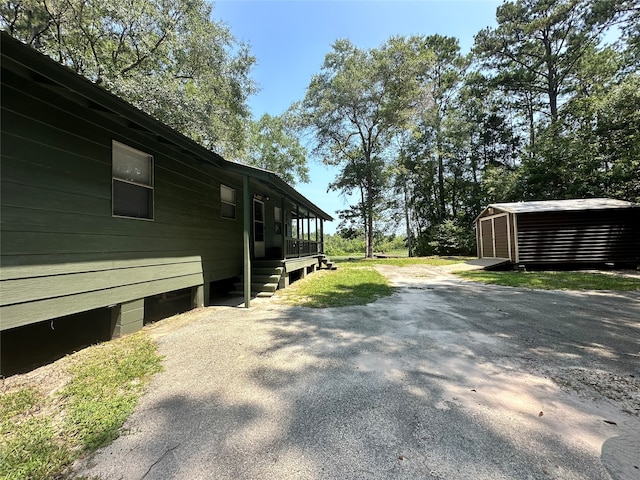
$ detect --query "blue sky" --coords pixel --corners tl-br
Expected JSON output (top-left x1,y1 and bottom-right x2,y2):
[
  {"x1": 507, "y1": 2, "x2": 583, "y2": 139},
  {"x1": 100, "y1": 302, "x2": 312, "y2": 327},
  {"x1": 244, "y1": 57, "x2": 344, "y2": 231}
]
[{"x1": 212, "y1": 0, "x2": 502, "y2": 233}]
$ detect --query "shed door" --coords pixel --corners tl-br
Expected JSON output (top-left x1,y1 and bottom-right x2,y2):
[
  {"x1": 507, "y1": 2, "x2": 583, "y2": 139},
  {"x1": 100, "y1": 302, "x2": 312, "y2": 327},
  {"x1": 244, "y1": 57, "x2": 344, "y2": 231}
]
[
  {"x1": 494, "y1": 215, "x2": 510, "y2": 258},
  {"x1": 479, "y1": 214, "x2": 511, "y2": 260},
  {"x1": 480, "y1": 218, "x2": 495, "y2": 257}
]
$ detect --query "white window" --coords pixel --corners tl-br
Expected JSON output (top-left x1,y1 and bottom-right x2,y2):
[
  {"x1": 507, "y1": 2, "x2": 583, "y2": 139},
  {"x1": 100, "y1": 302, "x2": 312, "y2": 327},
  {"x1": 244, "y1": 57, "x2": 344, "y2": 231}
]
[
  {"x1": 112, "y1": 141, "x2": 153, "y2": 219},
  {"x1": 221, "y1": 185, "x2": 236, "y2": 219}
]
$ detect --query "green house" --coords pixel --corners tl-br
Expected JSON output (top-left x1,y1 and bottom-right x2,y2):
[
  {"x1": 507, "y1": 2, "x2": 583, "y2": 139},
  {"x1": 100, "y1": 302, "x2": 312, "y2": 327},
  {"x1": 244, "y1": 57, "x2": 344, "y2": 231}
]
[{"x1": 0, "y1": 32, "x2": 333, "y2": 340}]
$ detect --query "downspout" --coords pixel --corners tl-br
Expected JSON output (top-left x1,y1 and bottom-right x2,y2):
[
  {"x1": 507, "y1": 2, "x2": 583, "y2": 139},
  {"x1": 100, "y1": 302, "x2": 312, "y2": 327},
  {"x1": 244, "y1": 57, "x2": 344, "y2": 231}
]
[{"x1": 243, "y1": 175, "x2": 251, "y2": 308}]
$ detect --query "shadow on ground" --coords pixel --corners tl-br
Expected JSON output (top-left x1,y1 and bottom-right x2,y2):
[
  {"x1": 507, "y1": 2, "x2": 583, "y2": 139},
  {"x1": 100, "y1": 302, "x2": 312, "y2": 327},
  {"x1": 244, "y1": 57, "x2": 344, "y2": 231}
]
[{"x1": 75, "y1": 269, "x2": 640, "y2": 480}]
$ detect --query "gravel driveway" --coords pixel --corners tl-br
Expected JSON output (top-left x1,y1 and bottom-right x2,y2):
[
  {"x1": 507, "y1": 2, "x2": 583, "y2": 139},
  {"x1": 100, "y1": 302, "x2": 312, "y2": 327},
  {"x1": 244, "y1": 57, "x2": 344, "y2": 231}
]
[{"x1": 75, "y1": 265, "x2": 640, "y2": 480}]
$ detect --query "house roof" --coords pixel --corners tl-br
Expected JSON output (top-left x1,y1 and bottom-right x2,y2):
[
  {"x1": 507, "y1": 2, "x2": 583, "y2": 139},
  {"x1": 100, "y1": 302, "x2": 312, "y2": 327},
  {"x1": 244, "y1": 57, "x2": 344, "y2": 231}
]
[
  {"x1": 1, "y1": 32, "x2": 333, "y2": 221},
  {"x1": 478, "y1": 198, "x2": 639, "y2": 220}
]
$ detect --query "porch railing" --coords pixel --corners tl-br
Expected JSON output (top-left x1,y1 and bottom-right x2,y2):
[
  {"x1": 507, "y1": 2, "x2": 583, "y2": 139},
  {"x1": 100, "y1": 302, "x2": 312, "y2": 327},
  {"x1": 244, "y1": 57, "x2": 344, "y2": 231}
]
[{"x1": 285, "y1": 238, "x2": 322, "y2": 258}]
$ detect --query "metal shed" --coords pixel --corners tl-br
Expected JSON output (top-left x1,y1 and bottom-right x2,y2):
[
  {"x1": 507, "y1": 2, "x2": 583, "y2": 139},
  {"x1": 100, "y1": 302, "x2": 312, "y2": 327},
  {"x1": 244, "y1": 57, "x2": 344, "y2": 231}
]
[{"x1": 475, "y1": 198, "x2": 640, "y2": 266}]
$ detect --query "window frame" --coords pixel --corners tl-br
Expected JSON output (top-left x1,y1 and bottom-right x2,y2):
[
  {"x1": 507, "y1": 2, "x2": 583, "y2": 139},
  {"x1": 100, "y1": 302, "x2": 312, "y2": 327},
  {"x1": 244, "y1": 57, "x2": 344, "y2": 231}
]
[
  {"x1": 112, "y1": 140, "x2": 154, "y2": 221},
  {"x1": 220, "y1": 184, "x2": 236, "y2": 220}
]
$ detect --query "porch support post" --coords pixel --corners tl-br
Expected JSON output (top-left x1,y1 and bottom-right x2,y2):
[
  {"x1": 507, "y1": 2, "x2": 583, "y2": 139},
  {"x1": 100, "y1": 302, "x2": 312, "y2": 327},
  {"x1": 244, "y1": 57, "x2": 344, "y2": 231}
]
[
  {"x1": 281, "y1": 198, "x2": 286, "y2": 259},
  {"x1": 296, "y1": 205, "x2": 301, "y2": 257},
  {"x1": 243, "y1": 175, "x2": 251, "y2": 308},
  {"x1": 320, "y1": 219, "x2": 324, "y2": 254}
]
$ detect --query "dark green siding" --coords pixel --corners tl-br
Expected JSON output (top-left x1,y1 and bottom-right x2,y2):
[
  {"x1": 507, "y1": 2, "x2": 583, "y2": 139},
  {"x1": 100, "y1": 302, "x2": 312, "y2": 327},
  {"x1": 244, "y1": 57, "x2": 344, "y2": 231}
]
[{"x1": 1, "y1": 66, "x2": 244, "y2": 330}]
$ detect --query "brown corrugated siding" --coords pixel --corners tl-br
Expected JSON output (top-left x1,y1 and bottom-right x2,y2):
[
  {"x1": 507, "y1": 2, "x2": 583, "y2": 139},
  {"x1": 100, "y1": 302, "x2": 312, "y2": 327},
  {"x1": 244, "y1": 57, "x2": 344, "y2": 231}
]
[{"x1": 516, "y1": 209, "x2": 640, "y2": 264}]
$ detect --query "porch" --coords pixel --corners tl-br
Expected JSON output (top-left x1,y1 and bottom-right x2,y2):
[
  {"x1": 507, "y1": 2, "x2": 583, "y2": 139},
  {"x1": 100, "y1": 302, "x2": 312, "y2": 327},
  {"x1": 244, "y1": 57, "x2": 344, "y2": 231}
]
[
  {"x1": 238, "y1": 191, "x2": 335, "y2": 301},
  {"x1": 234, "y1": 254, "x2": 336, "y2": 298}
]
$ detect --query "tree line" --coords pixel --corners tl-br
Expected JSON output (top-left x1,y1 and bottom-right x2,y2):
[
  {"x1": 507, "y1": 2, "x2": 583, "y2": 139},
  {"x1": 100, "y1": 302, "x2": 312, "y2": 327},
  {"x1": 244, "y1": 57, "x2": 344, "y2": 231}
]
[
  {"x1": 3, "y1": 0, "x2": 638, "y2": 257},
  {"x1": 296, "y1": 0, "x2": 639, "y2": 256}
]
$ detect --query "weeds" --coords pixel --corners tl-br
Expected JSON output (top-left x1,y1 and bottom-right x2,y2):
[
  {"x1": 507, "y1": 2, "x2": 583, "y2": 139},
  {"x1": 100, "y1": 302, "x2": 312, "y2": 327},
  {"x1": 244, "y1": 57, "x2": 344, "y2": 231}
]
[{"x1": 0, "y1": 332, "x2": 162, "y2": 479}]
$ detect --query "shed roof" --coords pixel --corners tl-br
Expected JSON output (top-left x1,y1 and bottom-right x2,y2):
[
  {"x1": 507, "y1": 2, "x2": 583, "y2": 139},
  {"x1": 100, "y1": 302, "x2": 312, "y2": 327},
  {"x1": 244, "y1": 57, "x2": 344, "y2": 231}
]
[{"x1": 486, "y1": 198, "x2": 638, "y2": 215}]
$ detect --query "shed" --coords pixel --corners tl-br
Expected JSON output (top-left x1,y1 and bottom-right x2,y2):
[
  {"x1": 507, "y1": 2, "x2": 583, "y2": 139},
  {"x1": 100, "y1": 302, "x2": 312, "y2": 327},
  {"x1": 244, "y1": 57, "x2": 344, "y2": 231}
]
[
  {"x1": 0, "y1": 32, "x2": 333, "y2": 341},
  {"x1": 475, "y1": 198, "x2": 640, "y2": 266}
]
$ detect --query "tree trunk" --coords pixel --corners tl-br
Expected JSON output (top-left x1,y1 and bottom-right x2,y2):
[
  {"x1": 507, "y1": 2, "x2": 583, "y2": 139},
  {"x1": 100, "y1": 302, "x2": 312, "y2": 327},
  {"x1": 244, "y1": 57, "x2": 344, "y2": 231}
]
[
  {"x1": 437, "y1": 134, "x2": 446, "y2": 220},
  {"x1": 365, "y1": 169, "x2": 374, "y2": 258},
  {"x1": 543, "y1": 31, "x2": 559, "y2": 122},
  {"x1": 403, "y1": 182, "x2": 413, "y2": 257},
  {"x1": 367, "y1": 208, "x2": 374, "y2": 258},
  {"x1": 527, "y1": 93, "x2": 536, "y2": 159}
]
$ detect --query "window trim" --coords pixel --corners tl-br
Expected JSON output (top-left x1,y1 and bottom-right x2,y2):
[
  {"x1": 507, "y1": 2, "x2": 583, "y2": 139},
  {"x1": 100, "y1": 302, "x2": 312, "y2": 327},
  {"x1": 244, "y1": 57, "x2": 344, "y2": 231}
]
[
  {"x1": 220, "y1": 184, "x2": 236, "y2": 220},
  {"x1": 112, "y1": 140, "x2": 154, "y2": 221}
]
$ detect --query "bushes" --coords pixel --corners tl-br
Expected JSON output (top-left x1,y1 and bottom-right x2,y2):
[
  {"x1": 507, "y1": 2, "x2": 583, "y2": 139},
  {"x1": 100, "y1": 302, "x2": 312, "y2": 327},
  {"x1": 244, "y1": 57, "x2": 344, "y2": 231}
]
[
  {"x1": 324, "y1": 234, "x2": 366, "y2": 256},
  {"x1": 414, "y1": 220, "x2": 475, "y2": 256},
  {"x1": 324, "y1": 233, "x2": 408, "y2": 256},
  {"x1": 325, "y1": 224, "x2": 475, "y2": 258}
]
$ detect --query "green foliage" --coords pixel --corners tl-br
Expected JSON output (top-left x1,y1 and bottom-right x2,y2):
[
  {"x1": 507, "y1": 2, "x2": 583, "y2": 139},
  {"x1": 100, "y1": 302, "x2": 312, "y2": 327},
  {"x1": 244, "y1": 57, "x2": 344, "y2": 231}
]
[
  {"x1": 415, "y1": 220, "x2": 475, "y2": 256},
  {"x1": 0, "y1": 333, "x2": 162, "y2": 479},
  {"x1": 243, "y1": 113, "x2": 309, "y2": 184},
  {"x1": 376, "y1": 235, "x2": 408, "y2": 254},
  {"x1": 457, "y1": 270, "x2": 640, "y2": 291},
  {"x1": 1, "y1": 0, "x2": 256, "y2": 158},
  {"x1": 277, "y1": 266, "x2": 393, "y2": 308},
  {"x1": 324, "y1": 233, "x2": 365, "y2": 256},
  {"x1": 324, "y1": 233, "x2": 406, "y2": 256},
  {"x1": 299, "y1": 37, "x2": 429, "y2": 257}
]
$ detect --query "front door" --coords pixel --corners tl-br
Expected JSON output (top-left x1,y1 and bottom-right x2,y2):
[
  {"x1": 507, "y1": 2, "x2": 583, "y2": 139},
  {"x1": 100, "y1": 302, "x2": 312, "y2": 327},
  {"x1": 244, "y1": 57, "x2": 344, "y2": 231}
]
[{"x1": 253, "y1": 199, "x2": 265, "y2": 258}]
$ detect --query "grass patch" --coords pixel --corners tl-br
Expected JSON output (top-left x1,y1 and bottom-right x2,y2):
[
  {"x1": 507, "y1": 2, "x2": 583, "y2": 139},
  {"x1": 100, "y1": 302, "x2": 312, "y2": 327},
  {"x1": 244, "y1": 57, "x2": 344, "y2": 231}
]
[
  {"x1": 456, "y1": 270, "x2": 640, "y2": 291},
  {"x1": 277, "y1": 256, "x2": 475, "y2": 307},
  {"x1": 278, "y1": 267, "x2": 394, "y2": 307},
  {"x1": 0, "y1": 388, "x2": 70, "y2": 480},
  {"x1": 336, "y1": 256, "x2": 474, "y2": 268},
  {"x1": 0, "y1": 332, "x2": 162, "y2": 479}
]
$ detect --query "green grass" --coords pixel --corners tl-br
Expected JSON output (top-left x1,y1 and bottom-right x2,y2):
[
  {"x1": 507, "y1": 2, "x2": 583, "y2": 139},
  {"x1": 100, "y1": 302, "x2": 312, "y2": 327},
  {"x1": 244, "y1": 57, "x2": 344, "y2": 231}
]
[
  {"x1": 0, "y1": 388, "x2": 70, "y2": 480},
  {"x1": 456, "y1": 270, "x2": 640, "y2": 291},
  {"x1": 277, "y1": 256, "x2": 478, "y2": 307},
  {"x1": 278, "y1": 266, "x2": 394, "y2": 307},
  {"x1": 0, "y1": 332, "x2": 163, "y2": 479}
]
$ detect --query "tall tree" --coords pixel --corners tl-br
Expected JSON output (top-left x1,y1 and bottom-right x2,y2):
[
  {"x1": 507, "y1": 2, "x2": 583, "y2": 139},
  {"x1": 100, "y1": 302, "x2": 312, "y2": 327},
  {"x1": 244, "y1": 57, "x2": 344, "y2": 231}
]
[
  {"x1": 474, "y1": 0, "x2": 634, "y2": 200},
  {"x1": 243, "y1": 113, "x2": 309, "y2": 185},
  {"x1": 1, "y1": 0, "x2": 256, "y2": 157},
  {"x1": 408, "y1": 35, "x2": 468, "y2": 222},
  {"x1": 474, "y1": 0, "x2": 620, "y2": 124},
  {"x1": 299, "y1": 38, "x2": 422, "y2": 257}
]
